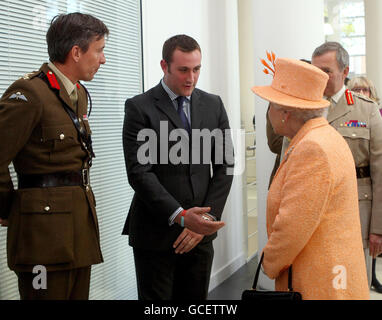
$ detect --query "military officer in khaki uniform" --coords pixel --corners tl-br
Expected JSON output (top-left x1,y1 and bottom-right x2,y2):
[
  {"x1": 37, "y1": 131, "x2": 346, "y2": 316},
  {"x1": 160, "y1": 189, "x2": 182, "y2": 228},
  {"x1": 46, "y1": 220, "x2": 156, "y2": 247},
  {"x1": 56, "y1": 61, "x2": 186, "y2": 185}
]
[
  {"x1": 0, "y1": 13, "x2": 109, "y2": 299},
  {"x1": 311, "y1": 42, "x2": 382, "y2": 286}
]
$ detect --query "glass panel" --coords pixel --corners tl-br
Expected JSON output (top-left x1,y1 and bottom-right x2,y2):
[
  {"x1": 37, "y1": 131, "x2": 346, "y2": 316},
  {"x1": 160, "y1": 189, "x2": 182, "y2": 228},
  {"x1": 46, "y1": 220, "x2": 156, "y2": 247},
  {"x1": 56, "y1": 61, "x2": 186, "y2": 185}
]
[{"x1": 325, "y1": 0, "x2": 365, "y2": 77}]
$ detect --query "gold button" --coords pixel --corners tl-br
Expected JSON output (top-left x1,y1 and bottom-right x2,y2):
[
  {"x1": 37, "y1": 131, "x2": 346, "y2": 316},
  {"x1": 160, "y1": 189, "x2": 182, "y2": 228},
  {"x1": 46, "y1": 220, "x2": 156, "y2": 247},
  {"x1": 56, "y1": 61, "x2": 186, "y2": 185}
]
[
  {"x1": 86, "y1": 186, "x2": 90, "y2": 192},
  {"x1": 352, "y1": 133, "x2": 356, "y2": 137},
  {"x1": 44, "y1": 206, "x2": 50, "y2": 212},
  {"x1": 59, "y1": 134, "x2": 65, "y2": 140}
]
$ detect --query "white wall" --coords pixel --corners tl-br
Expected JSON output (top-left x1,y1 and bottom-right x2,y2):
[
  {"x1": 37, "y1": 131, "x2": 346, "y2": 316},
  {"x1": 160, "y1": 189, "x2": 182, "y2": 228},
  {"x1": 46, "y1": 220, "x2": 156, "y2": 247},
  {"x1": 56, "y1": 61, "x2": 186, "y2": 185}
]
[
  {"x1": 141, "y1": 0, "x2": 245, "y2": 291},
  {"x1": 365, "y1": 0, "x2": 382, "y2": 100},
  {"x1": 252, "y1": 0, "x2": 325, "y2": 289}
]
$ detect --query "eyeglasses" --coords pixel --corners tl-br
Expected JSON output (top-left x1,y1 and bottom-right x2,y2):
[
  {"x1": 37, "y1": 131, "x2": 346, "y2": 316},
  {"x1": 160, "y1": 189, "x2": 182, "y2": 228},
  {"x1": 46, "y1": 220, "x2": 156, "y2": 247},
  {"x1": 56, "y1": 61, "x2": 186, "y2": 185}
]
[{"x1": 352, "y1": 87, "x2": 370, "y2": 94}]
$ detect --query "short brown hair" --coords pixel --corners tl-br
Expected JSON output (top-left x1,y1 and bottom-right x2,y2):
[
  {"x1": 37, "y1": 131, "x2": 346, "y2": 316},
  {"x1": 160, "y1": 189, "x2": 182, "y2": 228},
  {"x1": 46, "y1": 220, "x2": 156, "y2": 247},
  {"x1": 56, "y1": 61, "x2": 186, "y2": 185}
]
[
  {"x1": 47, "y1": 12, "x2": 109, "y2": 63},
  {"x1": 162, "y1": 34, "x2": 201, "y2": 64}
]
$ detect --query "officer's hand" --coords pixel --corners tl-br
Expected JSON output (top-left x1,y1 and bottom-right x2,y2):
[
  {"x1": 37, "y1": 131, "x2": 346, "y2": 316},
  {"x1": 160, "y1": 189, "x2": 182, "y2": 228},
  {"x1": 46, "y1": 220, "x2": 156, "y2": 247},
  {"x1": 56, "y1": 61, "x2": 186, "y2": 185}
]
[
  {"x1": 173, "y1": 228, "x2": 204, "y2": 254},
  {"x1": 175, "y1": 207, "x2": 225, "y2": 235},
  {"x1": 0, "y1": 218, "x2": 8, "y2": 227},
  {"x1": 369, "y1": 234, "x2": 382, "y2": 258}
]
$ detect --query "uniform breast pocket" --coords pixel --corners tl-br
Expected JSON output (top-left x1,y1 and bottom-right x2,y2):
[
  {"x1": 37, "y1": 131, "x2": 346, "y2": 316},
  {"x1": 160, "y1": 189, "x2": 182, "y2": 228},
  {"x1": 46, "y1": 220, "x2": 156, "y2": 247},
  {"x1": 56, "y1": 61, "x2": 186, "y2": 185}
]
[
  {"x1": 15, "y1": 188, "x2": 75, "y2": 266},
  {"x1": 42, "y1": 124, "x2": 79, "y2": 160},
  {"x1": 337, "y1": 126, "x2": 370, "y2": 165}
]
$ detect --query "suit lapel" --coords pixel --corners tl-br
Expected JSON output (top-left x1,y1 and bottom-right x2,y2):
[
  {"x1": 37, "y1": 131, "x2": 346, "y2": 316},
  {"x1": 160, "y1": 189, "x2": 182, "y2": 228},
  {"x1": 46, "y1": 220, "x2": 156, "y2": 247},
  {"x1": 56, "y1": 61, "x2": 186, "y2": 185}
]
[
  {"x1": 153, "y1": 83, "x2": 185, "y2": 130},
  {"x1": 327, "y1": 93, "x2": 351, "y2": 124},
  {"x1": 58, "y1": 86, "x2": 76, "y2": 112},
  {"x1": 190, "y1": 89, "x2": 202, "y2": 130}
]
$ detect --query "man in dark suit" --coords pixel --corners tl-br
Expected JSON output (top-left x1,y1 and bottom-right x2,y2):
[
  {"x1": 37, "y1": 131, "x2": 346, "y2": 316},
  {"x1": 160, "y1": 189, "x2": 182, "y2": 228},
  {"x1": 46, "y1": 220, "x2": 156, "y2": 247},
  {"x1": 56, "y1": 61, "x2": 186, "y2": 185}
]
[{"x1": 122, "y1": 34, "x2": 234, "y2": 300}]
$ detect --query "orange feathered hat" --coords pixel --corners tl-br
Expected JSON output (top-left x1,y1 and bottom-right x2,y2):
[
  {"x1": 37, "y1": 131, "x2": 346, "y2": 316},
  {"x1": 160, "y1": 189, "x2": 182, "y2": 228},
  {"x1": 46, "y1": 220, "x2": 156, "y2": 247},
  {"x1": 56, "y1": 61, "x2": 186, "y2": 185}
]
[{"x1": 252, "y1": 56, "x2": 330, "y2": 109}]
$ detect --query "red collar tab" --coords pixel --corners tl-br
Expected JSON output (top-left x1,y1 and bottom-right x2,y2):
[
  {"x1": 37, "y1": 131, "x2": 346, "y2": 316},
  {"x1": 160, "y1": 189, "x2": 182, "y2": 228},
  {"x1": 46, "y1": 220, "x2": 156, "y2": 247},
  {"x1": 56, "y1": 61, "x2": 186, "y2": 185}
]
[
  {"x1": 76, "y1": 83, "x2": 80, "y2": 89},
  {"x1": 345, "y1": 89, "x2": 354, "y2": 105},
  {"x1": 46, "y1": 71, "x2": 60, "y2": 90}
]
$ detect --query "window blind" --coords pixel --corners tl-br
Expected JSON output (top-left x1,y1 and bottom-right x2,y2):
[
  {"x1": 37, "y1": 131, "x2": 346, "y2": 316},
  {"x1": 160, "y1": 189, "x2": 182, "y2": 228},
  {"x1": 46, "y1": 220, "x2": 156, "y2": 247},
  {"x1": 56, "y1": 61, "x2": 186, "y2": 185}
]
[{"x1": 0, "y1": 0, "x2": 142, "y2": 300}]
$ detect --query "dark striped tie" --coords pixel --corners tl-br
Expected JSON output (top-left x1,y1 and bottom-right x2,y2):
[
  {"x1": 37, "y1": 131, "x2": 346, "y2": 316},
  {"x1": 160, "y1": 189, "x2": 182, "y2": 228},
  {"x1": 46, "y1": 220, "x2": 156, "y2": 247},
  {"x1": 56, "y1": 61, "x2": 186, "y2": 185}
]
[{"x1": 176, "y1": 96, "x2": 191, "y2": 134}]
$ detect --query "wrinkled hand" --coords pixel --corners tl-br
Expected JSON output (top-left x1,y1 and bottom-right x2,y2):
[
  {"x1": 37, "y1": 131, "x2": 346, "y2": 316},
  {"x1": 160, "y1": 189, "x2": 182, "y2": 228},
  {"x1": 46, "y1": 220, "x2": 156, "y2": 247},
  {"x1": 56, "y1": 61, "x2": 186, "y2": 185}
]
[
  {"x1": 0, "y1": 218, "x2": 8, "y2": 227},
  {"x1": 369, "y1": 234, "x2": 382, "y2": 258},
  {"x1": 173, "y1": 228, "x2": 204, "y2": 254},
  {"x1": 175, "y1": 207, "x2": 225, "y2": 235}
]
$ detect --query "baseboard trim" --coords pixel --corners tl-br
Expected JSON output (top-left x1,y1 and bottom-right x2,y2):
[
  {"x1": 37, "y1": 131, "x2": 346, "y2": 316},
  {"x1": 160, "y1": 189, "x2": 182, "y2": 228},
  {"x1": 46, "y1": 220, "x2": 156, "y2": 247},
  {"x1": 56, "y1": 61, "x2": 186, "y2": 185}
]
[
  {"x1": 208, "y1": 252, "x2": 247, "y2": 292},
  {"x1": 246, "y1": 251, "x2": 258, "y2": 263}
]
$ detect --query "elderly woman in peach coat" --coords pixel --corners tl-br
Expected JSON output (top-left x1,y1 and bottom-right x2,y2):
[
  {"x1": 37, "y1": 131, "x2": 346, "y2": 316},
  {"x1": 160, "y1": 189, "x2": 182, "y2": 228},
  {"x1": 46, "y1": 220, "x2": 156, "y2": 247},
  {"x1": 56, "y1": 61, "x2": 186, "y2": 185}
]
[{"x1": 252, "y1": 57, "x2": 369, "y2": 300}]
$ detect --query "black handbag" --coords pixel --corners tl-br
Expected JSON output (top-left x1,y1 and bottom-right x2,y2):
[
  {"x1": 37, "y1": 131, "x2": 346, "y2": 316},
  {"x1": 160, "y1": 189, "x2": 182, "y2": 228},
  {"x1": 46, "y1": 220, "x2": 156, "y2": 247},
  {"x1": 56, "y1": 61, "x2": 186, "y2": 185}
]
[{"x1": 241, "y1": 253, "x2": 302, "y2": 300}]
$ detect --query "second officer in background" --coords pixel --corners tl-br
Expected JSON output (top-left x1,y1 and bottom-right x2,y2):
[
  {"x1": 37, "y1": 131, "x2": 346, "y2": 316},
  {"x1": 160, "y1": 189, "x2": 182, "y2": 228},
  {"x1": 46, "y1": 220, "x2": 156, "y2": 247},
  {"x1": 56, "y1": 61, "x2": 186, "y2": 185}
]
[{"x1": 312, "y1": 42, "x2": 382, "y2": 287}]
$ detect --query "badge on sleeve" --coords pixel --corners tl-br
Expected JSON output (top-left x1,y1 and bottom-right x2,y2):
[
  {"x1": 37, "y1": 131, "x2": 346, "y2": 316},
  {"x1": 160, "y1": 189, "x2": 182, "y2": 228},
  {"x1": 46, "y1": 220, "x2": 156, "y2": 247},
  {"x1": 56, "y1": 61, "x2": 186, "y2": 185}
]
[{"x1": 9, "y1": 92, "x2": 28, "y2": 101}]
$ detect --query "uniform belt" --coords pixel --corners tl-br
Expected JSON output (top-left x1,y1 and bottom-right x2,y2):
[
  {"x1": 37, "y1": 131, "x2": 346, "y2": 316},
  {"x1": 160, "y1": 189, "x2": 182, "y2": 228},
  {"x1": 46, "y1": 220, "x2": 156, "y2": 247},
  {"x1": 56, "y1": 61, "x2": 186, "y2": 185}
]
[
  {"x1": 356, "y1": 166, "x2": 370, "y2": 179},
  {"x1": 18, "y1": 170, "x2": 90, "y2": 189}
]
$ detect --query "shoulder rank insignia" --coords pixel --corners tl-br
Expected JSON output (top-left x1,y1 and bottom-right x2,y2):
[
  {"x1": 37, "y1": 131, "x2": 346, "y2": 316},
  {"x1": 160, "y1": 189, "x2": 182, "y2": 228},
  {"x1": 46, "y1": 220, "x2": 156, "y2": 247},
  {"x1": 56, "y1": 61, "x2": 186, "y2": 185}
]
[
  {"x1": 9, "y1": 92, "x2": 28, "y2": 102},
  {"x1": 345, "y1": 89, "x2": 354, "y2": 105},
  {"x1": 22, "y1": 72, "x2": 35, "y2": 80},
  {"x1": 46, "y1": 71, "x2": 60, "y2": 90},
  {"x1": 352, "y1": 91, "x2": 375, "y2": 104}
]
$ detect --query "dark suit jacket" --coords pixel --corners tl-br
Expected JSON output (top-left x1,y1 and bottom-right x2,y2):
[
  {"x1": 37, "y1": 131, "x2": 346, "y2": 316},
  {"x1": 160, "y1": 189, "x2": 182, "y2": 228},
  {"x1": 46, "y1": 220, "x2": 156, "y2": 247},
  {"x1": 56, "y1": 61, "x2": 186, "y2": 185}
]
[{"x1": 122, "y1": 83, "x2": 234, "y2": 250}]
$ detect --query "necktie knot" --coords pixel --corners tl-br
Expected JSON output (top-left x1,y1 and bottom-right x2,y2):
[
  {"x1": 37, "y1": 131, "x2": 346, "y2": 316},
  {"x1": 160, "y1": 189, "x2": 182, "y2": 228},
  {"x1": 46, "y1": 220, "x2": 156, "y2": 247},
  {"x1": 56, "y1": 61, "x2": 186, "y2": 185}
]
[{"x1": 176, "y1": 96, "x2": 186, "y2": 109}]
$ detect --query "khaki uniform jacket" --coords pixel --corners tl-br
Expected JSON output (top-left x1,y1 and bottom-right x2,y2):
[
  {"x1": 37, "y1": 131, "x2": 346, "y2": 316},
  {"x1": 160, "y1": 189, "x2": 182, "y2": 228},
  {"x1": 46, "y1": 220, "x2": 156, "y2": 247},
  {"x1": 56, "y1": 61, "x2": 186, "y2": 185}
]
[
  {"x1": 263, "y1": 117, "x2": 369, "y2": 299},
  {"x1": 0, "y1": 63, "x2": 103, "y2": 272},
  {"x1": 328, "y1": 91, "x2": 382, "y2": 248}
]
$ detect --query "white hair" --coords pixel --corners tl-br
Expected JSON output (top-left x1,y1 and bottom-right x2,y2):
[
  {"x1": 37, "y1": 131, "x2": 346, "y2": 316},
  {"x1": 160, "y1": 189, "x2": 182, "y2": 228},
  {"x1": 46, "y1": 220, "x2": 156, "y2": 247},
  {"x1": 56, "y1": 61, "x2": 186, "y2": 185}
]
[
  {"x1": 290, "y1": 107, "x2": 328, "y2": 122},
  {"x1": 272, "y1": 103, "x2": 328, "y2": 123}
]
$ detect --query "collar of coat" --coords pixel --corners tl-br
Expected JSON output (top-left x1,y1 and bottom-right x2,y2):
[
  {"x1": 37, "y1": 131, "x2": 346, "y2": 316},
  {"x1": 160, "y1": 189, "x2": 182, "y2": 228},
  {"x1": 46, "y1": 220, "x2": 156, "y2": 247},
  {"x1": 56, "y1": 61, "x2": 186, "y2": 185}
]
[
  {"x1": 38, "y1": 63, "x2": 86, "y2": 112},
  {"x1": 276, "y1": 117, "x2": 329, "y2": 176}
]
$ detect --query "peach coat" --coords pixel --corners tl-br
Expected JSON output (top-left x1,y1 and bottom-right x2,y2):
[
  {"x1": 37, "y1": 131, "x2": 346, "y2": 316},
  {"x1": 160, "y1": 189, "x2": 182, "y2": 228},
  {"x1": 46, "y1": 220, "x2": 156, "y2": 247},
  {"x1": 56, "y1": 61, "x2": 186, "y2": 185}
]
[{"x1": 263, "y1": 117, "x2": 369, "y2": 300}]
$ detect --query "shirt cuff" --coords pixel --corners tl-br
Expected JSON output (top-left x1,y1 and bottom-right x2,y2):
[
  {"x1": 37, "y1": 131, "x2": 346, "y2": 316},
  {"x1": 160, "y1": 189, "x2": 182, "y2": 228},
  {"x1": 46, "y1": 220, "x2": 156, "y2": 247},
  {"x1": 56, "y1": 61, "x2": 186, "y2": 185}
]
[{"x1": 169, "y1": 207, "x2": 183, "y2": 226}]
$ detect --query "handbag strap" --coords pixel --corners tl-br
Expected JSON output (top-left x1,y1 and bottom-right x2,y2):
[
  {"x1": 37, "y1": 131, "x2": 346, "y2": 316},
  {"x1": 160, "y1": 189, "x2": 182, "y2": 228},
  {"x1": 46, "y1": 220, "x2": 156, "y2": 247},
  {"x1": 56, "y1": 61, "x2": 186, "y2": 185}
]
[{"x1": 252, "y1": 252, "x2": 294, "y2": 291}]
